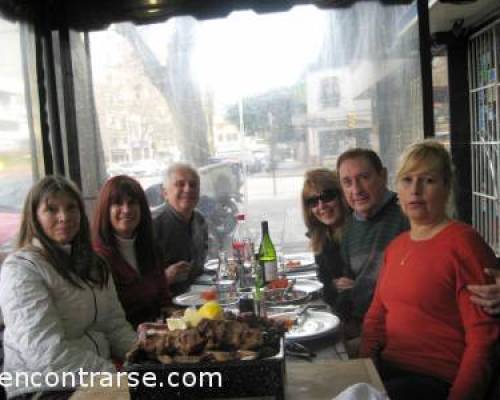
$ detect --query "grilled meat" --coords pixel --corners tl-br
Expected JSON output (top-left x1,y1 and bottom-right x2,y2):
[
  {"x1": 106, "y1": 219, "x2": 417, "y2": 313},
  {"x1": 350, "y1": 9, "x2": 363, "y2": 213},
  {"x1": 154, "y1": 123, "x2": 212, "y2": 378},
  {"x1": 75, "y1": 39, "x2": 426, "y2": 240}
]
[
  {"x1": 240, "y1": 328, "x2": 263, "y2": 350},
  {"x1": 127, "y1": 312, "x2": 283, "y2": 364},
  {"x1": 173, "y1": 329, "x2": 205, "y2": 355}
]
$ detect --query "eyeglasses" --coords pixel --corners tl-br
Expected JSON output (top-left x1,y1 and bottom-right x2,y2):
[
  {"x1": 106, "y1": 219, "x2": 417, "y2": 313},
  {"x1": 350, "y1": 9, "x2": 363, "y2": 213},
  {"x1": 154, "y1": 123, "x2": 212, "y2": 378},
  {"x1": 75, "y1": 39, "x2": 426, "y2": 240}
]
[{"x1": 305, "y1": 189, "x2": 339, "y2": 208}]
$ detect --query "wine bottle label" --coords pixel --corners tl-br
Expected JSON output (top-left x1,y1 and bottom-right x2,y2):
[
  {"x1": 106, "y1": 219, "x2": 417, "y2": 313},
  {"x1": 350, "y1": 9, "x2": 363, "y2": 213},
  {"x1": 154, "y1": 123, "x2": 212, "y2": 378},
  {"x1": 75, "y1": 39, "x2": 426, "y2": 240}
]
[{"x1": 263, "y1": 260, "x2": 278, "y2": 282}]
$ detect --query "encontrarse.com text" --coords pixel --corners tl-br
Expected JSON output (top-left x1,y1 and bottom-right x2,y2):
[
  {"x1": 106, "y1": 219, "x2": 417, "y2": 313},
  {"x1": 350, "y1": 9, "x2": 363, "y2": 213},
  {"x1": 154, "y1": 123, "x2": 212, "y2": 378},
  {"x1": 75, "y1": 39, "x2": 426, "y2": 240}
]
[{"x1": 0, "y1": 370, "x2": 223, "y2": 389}]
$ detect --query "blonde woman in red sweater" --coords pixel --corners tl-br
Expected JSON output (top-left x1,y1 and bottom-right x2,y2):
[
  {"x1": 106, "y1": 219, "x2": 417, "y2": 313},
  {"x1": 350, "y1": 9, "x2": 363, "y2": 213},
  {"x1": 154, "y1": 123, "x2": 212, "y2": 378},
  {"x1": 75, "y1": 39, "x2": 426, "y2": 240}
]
[{"x1": 360, "y1": 141, "x2": 499, "y2": 400}]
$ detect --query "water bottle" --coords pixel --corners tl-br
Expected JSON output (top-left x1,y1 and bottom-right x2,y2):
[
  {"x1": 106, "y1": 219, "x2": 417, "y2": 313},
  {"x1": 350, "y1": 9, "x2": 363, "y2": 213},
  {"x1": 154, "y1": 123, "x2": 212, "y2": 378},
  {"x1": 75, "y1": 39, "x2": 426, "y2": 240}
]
[
  {"x1": 232, "y1": 214, "x2": 253, "y2": 288},
  {"x1": 232, "y1": 214, "x2": 253, "y2": 262}
]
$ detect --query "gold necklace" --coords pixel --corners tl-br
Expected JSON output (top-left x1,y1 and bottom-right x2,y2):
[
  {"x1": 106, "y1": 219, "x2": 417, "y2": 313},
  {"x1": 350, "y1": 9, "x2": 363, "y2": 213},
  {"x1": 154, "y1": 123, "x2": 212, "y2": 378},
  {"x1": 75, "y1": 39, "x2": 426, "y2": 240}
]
[{"x1": 400, "y1": 249, "x2": 413, "y2": 266}]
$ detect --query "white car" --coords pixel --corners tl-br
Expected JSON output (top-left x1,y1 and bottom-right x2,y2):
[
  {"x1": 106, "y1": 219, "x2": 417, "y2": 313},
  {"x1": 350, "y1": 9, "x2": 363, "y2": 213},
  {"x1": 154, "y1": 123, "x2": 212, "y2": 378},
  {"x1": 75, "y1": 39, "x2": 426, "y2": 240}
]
[
  {"x1": 108, "y1": 160, "x2": 165, "y2": 177},
  {"x1": 127, "y1": 160, "x2": 165, "y2": 177}
]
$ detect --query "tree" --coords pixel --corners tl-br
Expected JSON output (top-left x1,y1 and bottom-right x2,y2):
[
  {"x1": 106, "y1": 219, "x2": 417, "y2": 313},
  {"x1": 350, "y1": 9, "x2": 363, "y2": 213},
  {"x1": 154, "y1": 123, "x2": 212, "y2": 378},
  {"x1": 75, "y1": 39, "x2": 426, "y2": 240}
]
[
  {"x1": 225, "y1": 83, "x2": 306, "y2": 143},
  {"x1": 116, "y1": 20, "x2": 209, "y2": 166}
]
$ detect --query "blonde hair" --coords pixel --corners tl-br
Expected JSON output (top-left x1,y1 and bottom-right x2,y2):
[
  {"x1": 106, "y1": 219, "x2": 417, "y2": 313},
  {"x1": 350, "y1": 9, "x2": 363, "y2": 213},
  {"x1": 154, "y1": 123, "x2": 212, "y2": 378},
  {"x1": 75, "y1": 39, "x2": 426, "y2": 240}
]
[
  {"x1": 396, "y1": 141, "x2": 456, "y2": 219},
  {"x1": 301, "y1": 168, "x2": 346, "y2": 254},
  {"x1": 396, "y1": 140, "x2": 453, "y2": 192}
]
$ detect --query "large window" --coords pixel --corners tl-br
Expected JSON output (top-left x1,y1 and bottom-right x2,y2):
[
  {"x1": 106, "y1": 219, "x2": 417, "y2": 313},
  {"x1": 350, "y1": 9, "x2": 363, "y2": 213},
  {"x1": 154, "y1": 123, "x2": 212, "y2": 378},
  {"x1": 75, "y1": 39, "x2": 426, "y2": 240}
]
[
  {"x1": 0, "y1": 18, "x2": 36, "y2": 264},
  {"x1": 469, "y1": 21, "x2": 500, "y2": 255},
  {"x1": 89, "y1": 1, "x2": 423, "y2": 257},
  {"x1": 432, "y1": 52, "x2": 450, "y2": 141}
]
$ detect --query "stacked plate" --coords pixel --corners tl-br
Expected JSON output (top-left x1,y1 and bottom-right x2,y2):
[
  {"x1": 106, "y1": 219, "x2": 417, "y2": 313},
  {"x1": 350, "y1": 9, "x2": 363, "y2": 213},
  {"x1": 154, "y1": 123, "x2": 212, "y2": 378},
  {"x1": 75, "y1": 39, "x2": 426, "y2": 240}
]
[{"x1": 282, "y1": 252, "x2": 317, "y2": 273}]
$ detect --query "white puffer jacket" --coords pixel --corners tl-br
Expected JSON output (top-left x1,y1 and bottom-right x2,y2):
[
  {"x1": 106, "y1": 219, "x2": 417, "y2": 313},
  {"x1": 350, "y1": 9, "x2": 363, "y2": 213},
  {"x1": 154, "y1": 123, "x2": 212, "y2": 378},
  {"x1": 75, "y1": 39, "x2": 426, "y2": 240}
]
[{"x1": 0, "y1": 248, "x2": 137, "y2": 398}]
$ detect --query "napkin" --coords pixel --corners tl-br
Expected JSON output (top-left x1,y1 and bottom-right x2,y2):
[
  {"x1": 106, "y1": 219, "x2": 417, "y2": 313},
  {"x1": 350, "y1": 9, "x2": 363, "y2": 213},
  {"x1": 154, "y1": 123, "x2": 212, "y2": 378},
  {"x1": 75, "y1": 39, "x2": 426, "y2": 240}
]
[{"x1": 333, "y1": 383, "x2": 388, "y2": 400}]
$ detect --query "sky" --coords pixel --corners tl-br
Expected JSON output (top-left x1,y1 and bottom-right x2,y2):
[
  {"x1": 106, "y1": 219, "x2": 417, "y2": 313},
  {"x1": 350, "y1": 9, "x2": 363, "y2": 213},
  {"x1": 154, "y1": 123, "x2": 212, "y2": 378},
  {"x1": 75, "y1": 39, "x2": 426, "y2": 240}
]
[
  {"x1": 139, "y1": 5, "x2": 326, "y2": 106},
  {"x1": 192, "y1": 7, "x2": 325, "y2": 104}
]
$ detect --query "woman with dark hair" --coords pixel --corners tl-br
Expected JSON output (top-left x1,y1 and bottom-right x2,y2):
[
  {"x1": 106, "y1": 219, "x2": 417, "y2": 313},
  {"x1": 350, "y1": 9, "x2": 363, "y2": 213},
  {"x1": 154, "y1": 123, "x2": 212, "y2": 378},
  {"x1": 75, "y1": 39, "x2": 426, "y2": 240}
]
[
  {"x1": 301, "y1": 168, "x2": 348, "y2": 309},
  {"x1": 92, "y1": 175, "x2": 170, "y2": 327},
  {"x1": 0, "y1": 175, "x2": 135, "y2": 400}
]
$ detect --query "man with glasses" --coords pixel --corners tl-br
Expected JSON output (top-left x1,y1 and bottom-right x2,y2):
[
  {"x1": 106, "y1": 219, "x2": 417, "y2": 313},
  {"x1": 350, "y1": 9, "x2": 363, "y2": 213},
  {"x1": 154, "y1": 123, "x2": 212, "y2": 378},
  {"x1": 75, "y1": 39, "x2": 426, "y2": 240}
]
[
  {"x1": 154, "y1": 163, "x2": 208, "y2": 295},
  {"x1": 336, "y1": 149, "x2": 409, "y2": 339}
]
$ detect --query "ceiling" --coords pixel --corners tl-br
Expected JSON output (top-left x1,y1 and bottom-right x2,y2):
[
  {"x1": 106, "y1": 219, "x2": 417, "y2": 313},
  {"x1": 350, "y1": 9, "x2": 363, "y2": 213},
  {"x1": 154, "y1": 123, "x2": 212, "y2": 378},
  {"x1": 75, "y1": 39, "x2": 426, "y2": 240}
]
[{"x1": 429, "y1": 0, "x2": 500, "y2": 34}]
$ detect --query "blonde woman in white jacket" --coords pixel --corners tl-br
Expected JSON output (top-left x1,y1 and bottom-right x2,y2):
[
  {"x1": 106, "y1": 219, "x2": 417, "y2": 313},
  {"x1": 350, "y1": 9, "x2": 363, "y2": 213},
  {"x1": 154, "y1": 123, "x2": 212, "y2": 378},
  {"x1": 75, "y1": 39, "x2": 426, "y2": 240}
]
[{"x1": 0, "y1": 176, "x2": 136, "y2": 400}]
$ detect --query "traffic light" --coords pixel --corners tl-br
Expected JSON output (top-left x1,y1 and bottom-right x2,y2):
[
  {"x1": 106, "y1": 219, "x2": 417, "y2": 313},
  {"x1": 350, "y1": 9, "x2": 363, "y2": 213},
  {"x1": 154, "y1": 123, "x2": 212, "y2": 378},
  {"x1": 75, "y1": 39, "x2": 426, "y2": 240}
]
[{"x1": 347, "y1": 112, "x2": 357, "y2": 129}]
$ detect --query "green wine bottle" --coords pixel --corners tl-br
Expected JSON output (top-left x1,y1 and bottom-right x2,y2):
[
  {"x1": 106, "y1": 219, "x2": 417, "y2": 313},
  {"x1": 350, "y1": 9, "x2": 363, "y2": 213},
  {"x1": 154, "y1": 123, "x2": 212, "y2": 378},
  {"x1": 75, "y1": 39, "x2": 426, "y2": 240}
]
[{"x1": 258, "y1": 221, "x2": 278, "y2": 283}]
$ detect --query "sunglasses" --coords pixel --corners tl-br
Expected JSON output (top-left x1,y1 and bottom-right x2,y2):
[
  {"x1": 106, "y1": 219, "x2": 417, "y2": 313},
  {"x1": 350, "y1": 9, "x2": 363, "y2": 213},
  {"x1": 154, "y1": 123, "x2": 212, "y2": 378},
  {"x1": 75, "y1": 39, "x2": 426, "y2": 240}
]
[{"x1": 305, "y1": 189, "x2": 339, "y2": 208}]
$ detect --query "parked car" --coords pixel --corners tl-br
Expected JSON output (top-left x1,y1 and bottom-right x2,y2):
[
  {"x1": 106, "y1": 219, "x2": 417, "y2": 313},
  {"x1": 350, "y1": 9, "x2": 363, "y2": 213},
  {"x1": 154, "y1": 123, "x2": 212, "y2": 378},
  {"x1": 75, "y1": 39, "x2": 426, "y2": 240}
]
[
  {"x1": 210, "y1": 150, "x2": 270, "y2": 174},
  {"x1": 252, "y1": 150, "x2": 271, "y2": 173},
  {"x1": 108, "y1": 160, "x2": 166, "y2": 177},
  {"x1": 127, "y1": 160, "x2": 166, "y2": 177},
  {"x1": 0, "y1": 175, "x2": 32, "y2": 264}
]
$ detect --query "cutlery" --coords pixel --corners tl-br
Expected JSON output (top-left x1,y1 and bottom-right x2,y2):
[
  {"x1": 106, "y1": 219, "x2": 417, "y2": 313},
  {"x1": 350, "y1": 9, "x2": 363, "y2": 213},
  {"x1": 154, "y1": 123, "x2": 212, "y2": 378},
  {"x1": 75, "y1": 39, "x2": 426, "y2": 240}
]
[
  {"x1": 282, "y1": 279, "x2": 296, "y2": 297},
  {"x1": 285, "y1": 341, "x2": 316, "y2": 361},
  {"x1": 295, "y1": 304, "x2": 309, "y2": 327}
]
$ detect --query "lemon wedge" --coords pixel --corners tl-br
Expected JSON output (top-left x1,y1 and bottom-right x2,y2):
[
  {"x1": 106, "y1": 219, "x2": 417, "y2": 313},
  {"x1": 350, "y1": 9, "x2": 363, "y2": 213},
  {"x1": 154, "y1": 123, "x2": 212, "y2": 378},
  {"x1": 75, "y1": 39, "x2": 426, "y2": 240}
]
[
  {"x1": 183, "y1": 307, "x2": 203, "y2": 327},
  {"x1": 197, "y1": 301, "x2": 223, "y2": 320},
  {"x1": 167, "y1": 318, "x2": 188, "y2": 331}
]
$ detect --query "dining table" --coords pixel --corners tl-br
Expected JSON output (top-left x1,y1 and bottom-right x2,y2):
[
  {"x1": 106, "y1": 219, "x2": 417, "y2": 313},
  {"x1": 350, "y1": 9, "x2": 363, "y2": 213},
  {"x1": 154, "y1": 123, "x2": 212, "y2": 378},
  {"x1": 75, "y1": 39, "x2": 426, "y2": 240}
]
[
  {"x1": 71, "y1": 256, "x2": 386, "y2": 399},
  {"x1": 70, "y1": 358, "x2": 384, "y2": 400}
]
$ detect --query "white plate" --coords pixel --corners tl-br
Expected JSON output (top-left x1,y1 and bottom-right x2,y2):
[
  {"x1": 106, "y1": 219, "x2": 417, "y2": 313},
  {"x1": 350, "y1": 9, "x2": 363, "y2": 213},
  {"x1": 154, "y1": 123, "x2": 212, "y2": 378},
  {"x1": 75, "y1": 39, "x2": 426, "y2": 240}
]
[
  {"x1": 283, "y1": 252, "x2": 317, "y2": 272},
  {"x1": 285, "y1": 271, "x2": 318, "y2": 280},
  {"x1": 293, "y1": 279, "x2": 323, "y2": 294},
  {"x1": 204, "y1": 259, "x2": 219, "y2": 272},
  {"x1": 286, "y1": 311, "x2": 340, "y2": 341},
  {"x1": 172, "y1": 291, "x2": 206, "y2": 307},
  {"x1": 173, "y1": 288, "x2": 238, "y2": 307}
]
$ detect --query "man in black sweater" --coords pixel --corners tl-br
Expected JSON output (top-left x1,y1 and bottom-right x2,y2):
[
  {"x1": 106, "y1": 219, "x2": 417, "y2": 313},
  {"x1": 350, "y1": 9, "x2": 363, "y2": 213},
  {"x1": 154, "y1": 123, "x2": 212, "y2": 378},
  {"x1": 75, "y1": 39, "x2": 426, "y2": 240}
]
[{"x1": 153, "y1": 163, "x2": 208, "y2": 295}]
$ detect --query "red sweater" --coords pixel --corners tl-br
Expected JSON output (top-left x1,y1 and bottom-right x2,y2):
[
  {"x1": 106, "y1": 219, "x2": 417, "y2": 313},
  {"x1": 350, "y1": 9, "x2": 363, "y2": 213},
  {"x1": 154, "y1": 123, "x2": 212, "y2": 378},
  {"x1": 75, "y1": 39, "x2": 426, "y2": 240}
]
[
  {"x1": 94, "y1": 240, "x2": 171, "y2": 327},
  {"x1": 360, "y1": 222, "x2": 499, "y2": 400}
]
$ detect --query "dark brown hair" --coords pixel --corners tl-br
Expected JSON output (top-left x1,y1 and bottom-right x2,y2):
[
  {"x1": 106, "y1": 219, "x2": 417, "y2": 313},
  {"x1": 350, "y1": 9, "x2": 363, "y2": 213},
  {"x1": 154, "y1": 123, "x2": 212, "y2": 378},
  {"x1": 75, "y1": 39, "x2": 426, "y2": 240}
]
[
  {"x1": 18, "y1": 175, "x2": 109, "y2": 288},
  {"x1": 92, "y1": 175, "x2": 157, "y2": 275},
  {"x1": 336, "y1": 148, "x2": 384, "y2": 174}
]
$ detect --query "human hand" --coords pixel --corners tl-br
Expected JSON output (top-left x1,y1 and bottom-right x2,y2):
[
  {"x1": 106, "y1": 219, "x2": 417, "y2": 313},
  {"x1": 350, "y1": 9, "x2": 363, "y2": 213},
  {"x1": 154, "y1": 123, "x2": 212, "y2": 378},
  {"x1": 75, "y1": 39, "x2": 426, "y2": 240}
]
[
  {"x1": 334, "y1": 277, "x2": 355, "y2": 291},
  {"x1": 467, "y1": 268, "x2": 500, "y2": 315},
  {"x1": 165, "y1": 261, "x2": 192, "y2": 284}
]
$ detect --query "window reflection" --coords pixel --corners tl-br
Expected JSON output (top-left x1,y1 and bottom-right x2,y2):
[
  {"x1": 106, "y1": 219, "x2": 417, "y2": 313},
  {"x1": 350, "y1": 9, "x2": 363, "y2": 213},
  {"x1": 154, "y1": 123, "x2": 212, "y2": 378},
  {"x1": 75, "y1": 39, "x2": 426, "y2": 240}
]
[
  {"x1": 0, "y1": 18, "x2": 34, "y2": 264},
  {"x1": 89, "y1": 2, "x2": 422, "y2": 255},
  {"x1": 432, "y1": 53, "x2": 450, "y2": 139}
]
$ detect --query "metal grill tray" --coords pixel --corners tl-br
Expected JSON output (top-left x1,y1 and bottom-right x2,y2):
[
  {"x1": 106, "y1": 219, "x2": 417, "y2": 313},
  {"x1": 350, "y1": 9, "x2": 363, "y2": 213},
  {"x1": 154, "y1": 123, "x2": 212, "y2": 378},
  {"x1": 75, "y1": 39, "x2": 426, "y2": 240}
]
[{"x1": 126, "y1": 339, "x2": 286, "y2": 399}]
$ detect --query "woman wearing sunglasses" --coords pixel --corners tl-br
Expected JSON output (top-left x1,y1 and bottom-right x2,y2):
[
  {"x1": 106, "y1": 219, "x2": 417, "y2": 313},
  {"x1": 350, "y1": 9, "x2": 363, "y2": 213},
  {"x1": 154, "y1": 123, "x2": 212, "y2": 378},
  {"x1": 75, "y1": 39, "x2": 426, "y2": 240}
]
[{"x1": 302, "y1": 168, "x2": 348, "y2": 309}]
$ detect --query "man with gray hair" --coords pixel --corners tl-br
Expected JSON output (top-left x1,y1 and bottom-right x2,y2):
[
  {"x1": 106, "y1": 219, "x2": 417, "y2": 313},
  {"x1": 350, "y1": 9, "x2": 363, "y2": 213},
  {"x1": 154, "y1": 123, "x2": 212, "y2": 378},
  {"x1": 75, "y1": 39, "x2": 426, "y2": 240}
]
[{"x1": 153, "y1": 163, "x2": 208, "y2": 295}]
